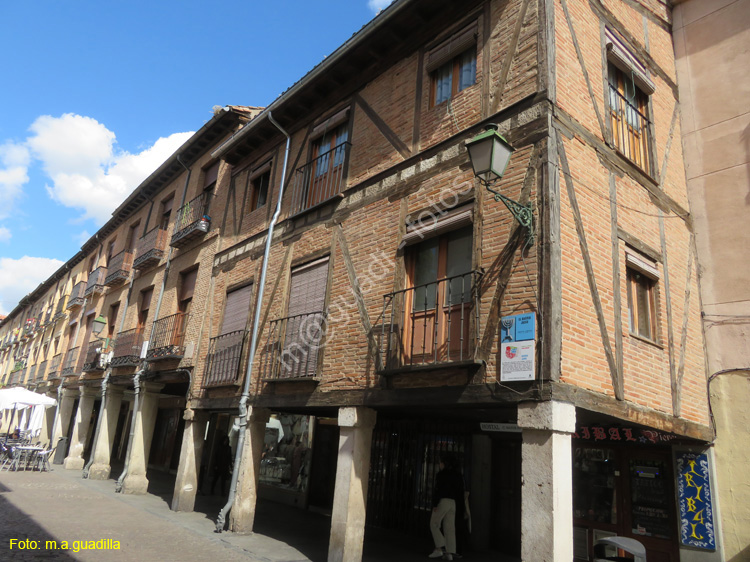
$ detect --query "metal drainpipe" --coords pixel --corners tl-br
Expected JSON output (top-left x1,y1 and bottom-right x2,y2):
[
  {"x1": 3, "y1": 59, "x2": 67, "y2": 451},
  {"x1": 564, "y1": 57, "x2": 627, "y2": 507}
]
[
  {"x1": 215, "y1": 112, "x2": 290, "y2": 532},
  {"x1": 83, "y1": 275, "x2": 136, "y2": 478}
]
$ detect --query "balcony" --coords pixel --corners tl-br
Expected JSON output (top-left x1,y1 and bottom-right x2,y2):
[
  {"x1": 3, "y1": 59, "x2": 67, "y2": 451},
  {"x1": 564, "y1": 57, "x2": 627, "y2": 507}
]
[
  {"x1": 104, "y1": 250, "x2": 133, "y2": 286},
  {"x1": 147, "y1": 313, "x2": 189, "y2": 361},
  {"x1": 84, "y1": 266, "x2": 107, "y2": 297},
  {"x1": 43, "y1": 308, "x2": 53, "y2": 326},
  {"x1": 377, "y1": 271, "x2": 482, "y2": 373},
  {"x1": 47, "y1": 354, "x2": 62, "y2": 381},
  {"x1": 133, "y1": 226, "x2": 168, "y2": 271},
  {"x1": 259, "y1": 311, "x2": 326, "y2": 380},
  {"x1": 37, "y1": 360, "x2": 47, "y2": 381},
  {"x1": 23, "y1": 319, "x2": 38, "y2": 338},
  {"x1": 111, "y1": 328, "x2": 145, "y2": 367},
  {"x1": 27, "y1": 364, "x2": 37, "y2": 383},
  {"x1": 203, "y1": 330, "x2": 246, "y2": 387},
  {"x1": 170, "y1": 191, "x2": 212, "y2": 248},
  {"x1": 82, "y1": 339, "x2": 110, "y2": 372},
  {"x1": 54, "y1": 297, "x2": 67, "y2": 321},
  {"x1": 60, "y1": 346, "x2": 81, "y2": 377},
  {"x1": 291, "y1": 142, "x2": 351, "y2": 216},
  {"x1": 66, "y1": 282, "x2": 86, "y2": 311}
]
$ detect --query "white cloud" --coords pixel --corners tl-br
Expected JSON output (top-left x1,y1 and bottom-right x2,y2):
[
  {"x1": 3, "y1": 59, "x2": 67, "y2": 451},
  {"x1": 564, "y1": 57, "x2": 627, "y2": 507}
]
[
  {"x1": 75, "y1": 230, "x2": 91, "y2": 246},
  {"x1": 0, "y1": 226, "x2": 11, "y2": 242},
  {"x1": 0, "y1": 142, "x2": 30, "y2": 219},
  {"x1": 368, "y1": 0, "x2": 394, "y2": 13},
  {"x1": 0, "y1": 256, "x2": 64, "y2": 315},
  {"x1": 26, "y1": 113, "x2": 193, "y2": 224}
]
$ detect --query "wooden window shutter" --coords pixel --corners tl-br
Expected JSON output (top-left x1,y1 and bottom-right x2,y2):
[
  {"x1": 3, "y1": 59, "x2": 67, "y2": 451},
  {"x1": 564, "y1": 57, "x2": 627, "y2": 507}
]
[
  {"x1": 426, "y1": 22, "x2": 478, "y2": 73},
  {"x1": 140, "y1": 288, "x2": 154, "y2": 313},
  {"x1": 180, "y1": 268, "x2": 199, "y2": 302},
  {"x1": 220, "y1": 284, "x2": 253, "y2": 335},
  {"x1": 288, "y1": 257, "x2": 329, "y2": 317},
  {"x1": 204, "y1": 161, "x2": 220, "y2": 188}
]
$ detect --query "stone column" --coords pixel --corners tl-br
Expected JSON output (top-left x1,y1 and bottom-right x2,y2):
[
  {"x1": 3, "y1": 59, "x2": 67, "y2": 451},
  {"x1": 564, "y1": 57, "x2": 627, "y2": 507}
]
[
  {"x1": 171, "y1": 408, "x2": 209, "y2": 512},
  {"x1": 63, "y1": 386, "x2": 99, "y2": 470},
  {"x1": 518, "y1": 400, "x2": 576, "y2": 562},
  {"x1": 52, "y1": 388, "x2": 78, "y2": 455},
  {"x1": 88, "y1": 387, "x2": 124, "y2": 480},
  {"x1": 121, "y1": 382, "x2": 163, "y2": 495},
  {"x1": 229, "y1": 407, "x2": 270, "y2": 533},
  {"x1": 328, "y1": 407, "x2": 377, "y2": 562}
]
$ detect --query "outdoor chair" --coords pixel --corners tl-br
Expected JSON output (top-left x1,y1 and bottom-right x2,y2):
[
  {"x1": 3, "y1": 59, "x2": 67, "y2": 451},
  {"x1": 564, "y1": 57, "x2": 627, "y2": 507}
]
[{"x1": 34, "y1": 445, "x2": 55, "y2": 472}]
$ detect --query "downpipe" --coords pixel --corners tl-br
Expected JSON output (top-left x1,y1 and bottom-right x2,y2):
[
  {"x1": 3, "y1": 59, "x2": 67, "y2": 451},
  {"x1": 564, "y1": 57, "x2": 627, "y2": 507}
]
[{"x1": 215, "y1": 111, "x2": 290, "y2": 532}]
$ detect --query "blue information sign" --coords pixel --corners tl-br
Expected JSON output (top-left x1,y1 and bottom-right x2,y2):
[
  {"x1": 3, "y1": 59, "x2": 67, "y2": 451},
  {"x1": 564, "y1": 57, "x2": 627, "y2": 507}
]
[
  {"x1": 676, "y1": 452, "x2": 716, "y2": 550},
  {"x1": 500, "y1": 312, "x2": 535, "y2": 342}
]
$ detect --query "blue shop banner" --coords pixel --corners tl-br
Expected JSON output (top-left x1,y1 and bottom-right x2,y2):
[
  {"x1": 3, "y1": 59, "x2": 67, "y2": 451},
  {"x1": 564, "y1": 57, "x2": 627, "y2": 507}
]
[
  {"x1": 676, "y1": 451, "x2": 716, "y2": 550},
  {"x1": 500, "y1": 312, "x2": 535, "y2": 342}
]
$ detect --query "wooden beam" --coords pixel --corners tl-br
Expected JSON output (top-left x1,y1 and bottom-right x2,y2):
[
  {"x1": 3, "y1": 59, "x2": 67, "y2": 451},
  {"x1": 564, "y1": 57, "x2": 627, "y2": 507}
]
[
  {"x1": 609, "y1": 172, "x2": 624, "y2": 397},
  {"x1": 557, "y1": 134, "x2": 623, "y2": 399},
  {"x1": 658, "y1": 213, "x2": 678, "y2": 416},
  {"x1": 674, "y1": 239, "x2": 695, "y2": 418},
  {"x1": 353, "y1": 93, "x2": 412, "y2": 159},
  {"x1": 491, "y1": 0, "x2": 533, "y2": 114}
]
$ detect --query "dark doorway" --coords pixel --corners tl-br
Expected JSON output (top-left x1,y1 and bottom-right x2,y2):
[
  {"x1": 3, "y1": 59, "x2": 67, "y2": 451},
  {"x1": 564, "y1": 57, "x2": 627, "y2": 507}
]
[{"x1": 307, "y1": 419, "x2": 338, "y2": 510}]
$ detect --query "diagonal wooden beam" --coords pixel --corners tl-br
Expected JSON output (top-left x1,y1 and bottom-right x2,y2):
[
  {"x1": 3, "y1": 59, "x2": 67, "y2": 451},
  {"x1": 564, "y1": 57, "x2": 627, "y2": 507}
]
[
  {"x1": 674, "y1": 237, "x2": 695, "y2": 418},
  {"x1": 559, "y1": 0, "x2": 606, "y2": 138},
  {"x1": 658, "y1": 212, "x2": 678, "y2": 415},
  {"x1": 557, "y1": 135, "x2": 622, "y2": 399},
  {"x1": 659, "y1": 102, "x2": 680, "y2": 185},
  {"x1": 491, "y1": 0, "x2": 533, "y2": 114},
  {"x1": 353, "y1": 93, "x2": 412, "y2": 159}
]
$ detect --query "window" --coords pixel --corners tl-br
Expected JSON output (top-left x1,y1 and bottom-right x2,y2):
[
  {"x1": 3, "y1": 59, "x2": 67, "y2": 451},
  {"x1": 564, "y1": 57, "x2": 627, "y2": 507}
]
[
  {"x1": 605, "y1": 30, "x2": 654, "y2": 173},
  {"x1": 160, "y1": 195, "x2": 174, "y2": 230},
  {"x1": 625, "y1": 253, "x2": 659, "y2": 341},
  {"x1": 126, "y1": 221, "x2": 140, "y2": 253},
  {"x1": 405, "y1": 226, "x2": 474, "y2": 363},
  {"x1": 306, "y1": 124, "x2": 349, "y2": 209},
  {"x1": 179, "y1": 268, "x2": 198, "y2": 315},
  {"x1": 250, "y1": 171, "x2": 269, "y2": 212},
  {"x1": 138, "y1": 288, "x2": 153, "y2": 330},
  {"x1": 427, "y1": 22, "x2": 478, "y2": 107},
  {"x1": 106, "y1": 239, "x2": 116, "y2": 267}
]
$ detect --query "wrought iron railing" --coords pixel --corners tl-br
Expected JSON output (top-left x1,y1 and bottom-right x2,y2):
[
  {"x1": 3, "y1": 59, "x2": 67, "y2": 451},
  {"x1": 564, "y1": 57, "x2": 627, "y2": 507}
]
[
  {"x1": 111, "y1": 327, "x2": 145, "y2": 367},
  {"x1": 147, "y1": 312, "x2": 189, "y2": 360},
  {"x1": 23, "y1": 319, "x2": 38, "y2": 337},
  {"x1": 260, "y1": 311, "x2": 326, "y2": 380},
  {"x1": 47, "y1": 354, "x2": 62, "y2": 380},
  {"x1": 61, "y1": 346, "x2": 80, "y2": 377},
  {"x1": 83, "y1": 339, "x2": 110, "y2": 371},
  {"x1": 203, "y1": 330, "x2": 247, "y2": 387},
  {"x1": 37, "y1": 360, "x2": 47, "y2": 381},
  {"x1": 84, "y1": 266, "x2": 107, "y2": 297},
  {"x1": 608, "y1": 84, "x2": 651, "y2": 173},
  {"x1": 27, "y1": 364, "x2": 37, "y2": 383},
  {"x1": 54, "y1": 296, "x2": 67, "y2": 319},
  {"x1": 291, "y1": 142, "x2": 351, "y2": 215},
  {"x1": 170, "y1": 191, "x2": 212, "y2": 247},
  {"x1": 66, "y1": 282, "x2": 86, "y2": 310},
  {"x1": 134, "y1": 226, "x2": 168, "y2": 270},
  {"x1": 378, "y1": 271, "x2": 482, "y2": 371},
  {"x1": 105, "y1": 250, "x2": 133, "y2": 286}
]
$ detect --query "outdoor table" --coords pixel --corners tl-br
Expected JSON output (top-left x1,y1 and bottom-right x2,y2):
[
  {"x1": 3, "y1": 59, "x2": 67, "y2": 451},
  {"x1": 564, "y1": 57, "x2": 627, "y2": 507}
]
[{"x1": 11, "y1": 446, "x2": 44, "y2": 471}]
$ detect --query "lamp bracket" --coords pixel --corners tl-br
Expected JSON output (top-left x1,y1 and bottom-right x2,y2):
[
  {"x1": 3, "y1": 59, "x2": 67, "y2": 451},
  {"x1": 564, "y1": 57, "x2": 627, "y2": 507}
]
[{"x1": 483, "y1": 182, "x2": 534, "y2": 247}]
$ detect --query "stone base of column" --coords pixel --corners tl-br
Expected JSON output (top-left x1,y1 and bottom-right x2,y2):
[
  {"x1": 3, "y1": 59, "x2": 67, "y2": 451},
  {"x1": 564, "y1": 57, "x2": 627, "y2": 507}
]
[
  {"x1": 87, "y1": 463, "x2": 111, "y2": 480},
  {"x1": 63, "y1": 457, "x2": 85, "y2": 470},
  {"x1": 121, "y1": 474, "x2": 149, "y2": 495}
]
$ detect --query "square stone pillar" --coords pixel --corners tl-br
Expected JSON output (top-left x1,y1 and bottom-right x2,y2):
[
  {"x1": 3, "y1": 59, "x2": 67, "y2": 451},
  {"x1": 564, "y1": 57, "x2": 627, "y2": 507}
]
[
  {"x1": 328, "y1": 407, "x2": 377, "y2": 562},
  {"x1": 229, "y1": 407, "x2": 270, "y2": 533},
  {"x1": 121, "y1": 382, "x2": 163, "y2": 495},
  {"x1": 63, "y1": 386, "x2": 100, "y2": 470},
  {"x1": 52, "y1": 388, "x2": 78, "y2": 452},
  {"x1": 171, "y1": 408, "x2": 209, "y2": 512},
  {"x1": 518, "y1": 400, "x2": 576, "y2": 562},
  {"x1": 88, "y1": 387, "x2": 124, "y2": 480}
]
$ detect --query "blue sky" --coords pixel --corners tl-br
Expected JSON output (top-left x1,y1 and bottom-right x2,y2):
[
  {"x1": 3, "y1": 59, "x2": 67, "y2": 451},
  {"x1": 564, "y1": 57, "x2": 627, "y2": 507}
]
[{"x1": 0, "y1": 0, "x2": 393, "y2": 314}]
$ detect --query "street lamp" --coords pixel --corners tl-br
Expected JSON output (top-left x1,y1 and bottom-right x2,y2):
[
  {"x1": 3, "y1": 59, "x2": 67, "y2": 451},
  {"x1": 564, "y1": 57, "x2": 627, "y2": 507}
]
[
  {"x1": 466, "y1": 124, "x2": 534, "y2": 246},
  {"x1": 92, "y1": 315, "x2": 107, "y2": 337}
]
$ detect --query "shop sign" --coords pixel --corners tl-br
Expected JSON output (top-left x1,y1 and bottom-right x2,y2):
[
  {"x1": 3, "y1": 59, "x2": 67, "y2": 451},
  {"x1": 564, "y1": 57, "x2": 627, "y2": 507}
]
[
  {"x1": 573, "y1": 425, "x2": 679, "y2": 444},
  {"x1": 480, "y1": 422, "x2": 521, "y2": 433},
  {"x1": 676, "y1": 452, "x2": 716, "y2": 550}
]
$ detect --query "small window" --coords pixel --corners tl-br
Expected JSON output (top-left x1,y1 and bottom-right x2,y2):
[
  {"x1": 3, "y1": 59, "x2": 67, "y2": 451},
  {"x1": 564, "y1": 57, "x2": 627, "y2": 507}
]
[
  {"x1": 627, "y1": 267, "x2": 657, "y2": 341},
  {"x1": 608, "y1": 64, "x2": 651, "y2": 172},
  {"x1": 250, "y1": 171, "x2": 269, "y2": 212},
  {"x1": 432, "y1": 48, "x2": 476, "y2": 106}
]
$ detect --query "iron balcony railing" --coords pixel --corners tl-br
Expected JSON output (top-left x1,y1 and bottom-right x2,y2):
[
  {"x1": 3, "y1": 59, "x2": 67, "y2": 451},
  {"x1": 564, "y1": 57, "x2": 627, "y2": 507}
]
[
  {"x1": 608, "y1": 84, "x2": 651, "y2": 174},
  {"x1": 66, "y1": 282, "x2": 86, "y2": 310},
  {"x1": 82, "y1": 339, "x2": 110, "y2": 372},
  {"x1": 23, "y1": 319, "x2": 38, "y2": 337},
  {"x1": 291, "y1": 142, "x2": 351, "y2": 215},
  {"x1": 203, "y1": 330, "x2": 247, "y2": 387},
  {"x1": 47, "y1": 354, "x2": 62, "y2": 380},
  {"x1": 147, "y1": 312, "x2": 189, "y2": 361},
  {"x1": 260, "y1": 311, "x2": 326, "y2": 380},
  {"x1": 105, "y1": 250, "x2": 134, "y2": 286},
  {"x1": 134, "y1": 226, "x2": 168, "y2": 270},
  {"x1": 170, "y1": 191, "x2": 212, "y2": 248},
  {"x1": 27, "y1": 364, "x2": 37, "y2": 383},
  {"x1": 54, "y1": 296, "x2": 67, "y2": 320},
  {"x1": 84, "y1": 266, "x2": 107, "y2": 297},
  {"x1": 378, "y1": 271, "x2": 482, "y2": 372},
  {"x1": 61, "y1": 346, "x2": 80, "y2": 377},
  {"x1": 37, "y1": 360, "x2": 47, "y2": 381},
  {"x1": 43, "y1": 308, "x2": 53, "y2": 325},
  {"x1": 111, "y1": 327, "x2": 145, "y2": 367}
]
